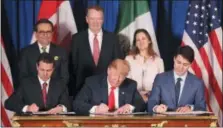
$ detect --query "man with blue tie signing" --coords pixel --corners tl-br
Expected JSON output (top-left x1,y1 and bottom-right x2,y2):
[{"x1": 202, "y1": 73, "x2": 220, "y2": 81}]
[{"x1": 147, "y1": 46, "x2": 206, "y2": 113}]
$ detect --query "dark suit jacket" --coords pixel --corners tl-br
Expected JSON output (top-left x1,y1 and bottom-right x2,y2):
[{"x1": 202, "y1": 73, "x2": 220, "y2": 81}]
[
  {"x1": 5, "y1": 77, "x2": 71, "y2": 113},
  {"x1": 19, "y1": 42, "x2": 69, "y2": 85},
  {"x1": 73, "y1": 74, "x2": 146, "y2": 114},
  {"x1": 147, "y1": 71, "x2": 206, "y2": 112},
  {"x1": 71, "y1": 30, "x2": 123, "y2": 97}
]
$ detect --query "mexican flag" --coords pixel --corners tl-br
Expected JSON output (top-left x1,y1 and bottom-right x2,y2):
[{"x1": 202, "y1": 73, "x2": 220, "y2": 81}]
[{"x1": 116, "y1": 0, "x2": 160, "y2": 56}]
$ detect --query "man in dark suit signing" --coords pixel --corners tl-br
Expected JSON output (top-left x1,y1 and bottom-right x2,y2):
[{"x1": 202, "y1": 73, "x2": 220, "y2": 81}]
[
  {"x1": 5, "y1": 53, "x2": 71, "y2": 114},
  {"x1": 71, "y1": 5, "x2": 123, "y2": 97},
  {"x1": 147, "y1": 46, "x2": 206, "y2": 113},
  {"x1": 73, "y1": 59, "x2": 145, "y2": 114},
  {"x1": 19, "y1": 18, "x2": 69, "y2": 85}
]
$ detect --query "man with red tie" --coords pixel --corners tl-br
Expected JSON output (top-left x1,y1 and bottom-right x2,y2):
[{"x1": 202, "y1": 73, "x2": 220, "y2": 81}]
[
  {"x1": 73, "y1": 59, "x2": 145, "y2": 114},
  {"x1": 71, "y1": 5, "x2": 123, "y2": 98},
  {"x1": 5, "y1": 53, "x2": 71, "y2": 114}
]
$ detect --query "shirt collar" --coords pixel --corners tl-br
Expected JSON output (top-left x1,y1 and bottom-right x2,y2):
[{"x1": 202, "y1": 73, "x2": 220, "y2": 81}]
[
  {"x1": 88, "y1": 29, "x2": 103, "y2": 37},
  {"x1": 107, "y1": 78, "x2": 117, "y2": 89},
  {"x1": 38, "y1": 76, "x2": 51, "y2": 87},
  {"x1": 37, "y1": 42, "x2": 50, "y2": 53},
  {"x1": 173, "y1": 71, "x2": 187, "y2": 82},
  {"x1": 136, "y1": 54, "x2": 153, "y2": 60}
]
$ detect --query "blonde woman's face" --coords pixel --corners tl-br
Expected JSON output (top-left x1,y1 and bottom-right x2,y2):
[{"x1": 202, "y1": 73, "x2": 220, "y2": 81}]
[{"x1": 135, "y1": 32, "x2": 151, "y2": 51}]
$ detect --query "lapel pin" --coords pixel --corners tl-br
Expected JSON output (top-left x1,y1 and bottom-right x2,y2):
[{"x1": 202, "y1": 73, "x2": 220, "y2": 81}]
[
  {"x1": 54, "y1": 56, "x2": 59, "y2": 61},
  {"x1": 122, "y1": 92, "x2": 125, "y2": 95}
]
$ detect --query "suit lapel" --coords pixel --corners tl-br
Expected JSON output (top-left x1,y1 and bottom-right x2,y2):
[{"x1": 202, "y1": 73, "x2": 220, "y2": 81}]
[
  {"x1": 118, "y1": 82, "x2": 126, "y2": 107},
  {"x1": 85, "y1": 31, "x2": 97, "y2": 68},
  {"x1": 46, "y1": 79, "x2": 54, "y2": 107},
  {"x1": 97, "y1": 32, "x2": 107, "y2": 68},
  {"x1": 30, "y1": 43, "x2": 41, "y2": 75},
  {"x1": 32, "y1": 77, "x2": 45, "y2": 107},
  {"x1": 49, "y1": 43, "x2": 54, "y2": 55},
  {"x1": 178, "y1": 73, "x2": 191, "y2": 106},
  {"x1": 33, "y1": 42, "x2": 41, "y2": 54},
  {"x1": 169, "y1": 71, "x2": 177, "y2": 107},
  {"x1": 100, "y1": 76, "x2": 108, "y2": 104}
]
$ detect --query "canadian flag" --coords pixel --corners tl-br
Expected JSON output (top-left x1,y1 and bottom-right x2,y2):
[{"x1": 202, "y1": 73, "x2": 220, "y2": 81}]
[{"x1": 30, "y1": 0, "x2": 77, "y2": 51}]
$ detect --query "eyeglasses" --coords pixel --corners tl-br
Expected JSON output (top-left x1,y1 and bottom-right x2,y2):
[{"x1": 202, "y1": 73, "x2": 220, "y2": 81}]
[{"x1": 37, "y1": 30, "x2": 53, "y2": 35}]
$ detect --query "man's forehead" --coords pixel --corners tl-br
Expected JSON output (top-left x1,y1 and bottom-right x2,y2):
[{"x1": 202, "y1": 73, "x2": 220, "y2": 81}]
[
  {"x1": 110, "y1": 67, "x2": 127, "y2": 76},
  {"x1": 37, "y1": 23, "x2": 52, "y2": 29},
  {"x1": 175, "y1": 55, "x2": 190, "y2": 64},
  {"x1": 38, "y1": 62, "x2": 53, "y2": 67}
]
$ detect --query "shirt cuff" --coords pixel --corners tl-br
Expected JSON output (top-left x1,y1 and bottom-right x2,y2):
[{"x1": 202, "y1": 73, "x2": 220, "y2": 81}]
[
  {"x1": 187, "y1": 105, "x2": 194, "y2": 111},
  {"x1": 89, "y1": 106, "x2": 98, "y2": 113},
  {"x1": 58, "y1": 104, "x2": 67, "y2": 112},
  {"x1": 22, "y1": 105, "x2": 28, "y2": 112},
  {"x1": 153, "y1": 105, "x2": 158, "y2": 112},
  {"x1": 129, "y1": 105, "x2": 135, "y2": 112}
]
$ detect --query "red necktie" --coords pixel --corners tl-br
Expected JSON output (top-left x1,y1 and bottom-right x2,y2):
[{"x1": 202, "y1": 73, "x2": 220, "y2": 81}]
[
  {"x1": 108, "y1": 87, "x2": 116, "y2": 111},
  {"x1": 93, "y1": 34, "x2": 100, "y2": 65},
  {"x1": 42, "y1": 82, "x2": 48, "y2": 106}
]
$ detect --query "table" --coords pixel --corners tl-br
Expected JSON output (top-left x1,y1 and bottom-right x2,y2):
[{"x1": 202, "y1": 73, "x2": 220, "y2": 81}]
[{"x1": 11, "y1": 114, "x2": 217, "y2": 127}]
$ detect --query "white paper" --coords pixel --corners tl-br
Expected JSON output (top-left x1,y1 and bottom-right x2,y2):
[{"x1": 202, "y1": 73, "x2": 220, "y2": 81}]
[
  {"x1": 159, "y1": 111, "x2": 213, "y2": 115},
  {"x1": 90, "y1": 112, "x2": 147, "y2": 116},
  {"x1": 32, "y1": 111, "x2": 75, "y2": 115},
  {"x1": 32, "y1": 111, "x2": 48, "y2": 115}
]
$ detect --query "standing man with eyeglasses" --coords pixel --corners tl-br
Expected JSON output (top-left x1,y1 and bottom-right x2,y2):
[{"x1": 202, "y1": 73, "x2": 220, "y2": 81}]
[{"x1": 19, "y1": 18, "x2": 69, "y2": 86}]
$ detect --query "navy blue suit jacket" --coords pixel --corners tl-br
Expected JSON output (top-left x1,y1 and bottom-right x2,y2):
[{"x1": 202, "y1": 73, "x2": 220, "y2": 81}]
[
  {"x1": 73, "y1": 74, "x2": 146, "y2": 114},
  {"x1": 147, "y1": 71, "x2": 206, "y2": 112},
  {"x1": 71, "y1": 30, "x2": 123, "y2": 97},
  {"x1": 5, "y1": 77, "x2": 71, "y2": 113}
]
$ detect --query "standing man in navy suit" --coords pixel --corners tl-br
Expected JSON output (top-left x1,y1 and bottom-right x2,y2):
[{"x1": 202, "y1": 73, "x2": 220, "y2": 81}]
[
  {"x1": 71, "y1": 5, "x2": 123, "y2": 98},
  {"x1": 73, "y1": 59, "x2": 145, "y2": 114},
  {"x1": 147, "y1": 46, "x2": 206, "y2": 113}
]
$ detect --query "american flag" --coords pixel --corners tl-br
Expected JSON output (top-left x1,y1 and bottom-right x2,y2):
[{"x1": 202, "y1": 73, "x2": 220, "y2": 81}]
[
  {"x1": 1, "y1": 36, "x2": 14, "y2": 127},
  {"x1": 181, "y1": 0, "x2": 222, "y2": 126}
]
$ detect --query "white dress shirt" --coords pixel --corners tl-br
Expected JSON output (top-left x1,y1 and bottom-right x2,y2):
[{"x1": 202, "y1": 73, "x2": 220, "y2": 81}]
[
  {"x1": 173, "y1": 72, "x2": 194, "y2": 110},
  {"x1": 22, "y1": 77, "x2": 67, "y2": 112},
  {"x1": 125, "y1": 55, "x2": 164, "y2": 92},
  {"x1": 107, "y1": 79, "x2": 119, "y2": 109},
  {"x1": 88, "y1": 29, "x2": 103, "y2": 54},
  {"x1": 37, "y1": 42, "x2": 50, "y2": 53},
  {"x1": 173, "y1": 71, "x2": 187, "y2": 104},
  {"x1": 89, "y1": 78, "x2": 134, "y2": 113}
]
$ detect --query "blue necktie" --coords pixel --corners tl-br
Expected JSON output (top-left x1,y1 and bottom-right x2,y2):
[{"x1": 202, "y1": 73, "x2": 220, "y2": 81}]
[{"x1": 175, "y1": 78, "x2": 182, "y2": 106}]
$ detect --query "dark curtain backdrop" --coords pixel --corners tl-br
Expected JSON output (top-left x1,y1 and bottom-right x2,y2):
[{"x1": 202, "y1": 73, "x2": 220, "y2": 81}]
[{"x1": 2, "y1": 0, "x2": 223, "y2": 89}]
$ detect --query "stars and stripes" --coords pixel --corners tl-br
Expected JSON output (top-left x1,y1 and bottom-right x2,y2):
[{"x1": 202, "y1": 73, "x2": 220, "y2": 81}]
[
  {"x1": 1, "y1": 36, "x2": 14, "y2": 127},
  {"x1": 181, "y1": 0, "x2": 222, "y2": 126}
]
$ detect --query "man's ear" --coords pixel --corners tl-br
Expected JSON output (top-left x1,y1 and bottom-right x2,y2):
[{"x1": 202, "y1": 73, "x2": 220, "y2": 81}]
[
  {"x1": 173, "y1": 56, "x2": 176, "y2": 62},
  {"x1": 107, "y1": 68, "x2": 110, "y2": 75},
  {"x1": 86, "y1": 16, "x2": 89, "y2": 24},
  {"x1": 34, "y1": 31, "x2": 37, "y2": 38},
  {"x1": 36, "y1": 63, "x2": 39, "y2": 70}
]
